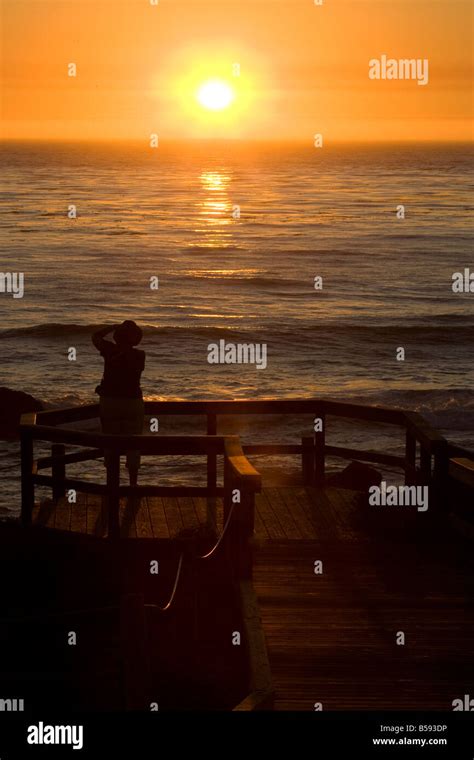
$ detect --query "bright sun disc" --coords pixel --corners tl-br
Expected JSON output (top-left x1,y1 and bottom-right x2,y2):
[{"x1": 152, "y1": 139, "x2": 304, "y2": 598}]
[{"x1": 196, "y1": 80, "x2": 234, "y2": 111}]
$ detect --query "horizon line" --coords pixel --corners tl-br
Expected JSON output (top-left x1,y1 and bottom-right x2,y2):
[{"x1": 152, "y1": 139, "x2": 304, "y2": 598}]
[{"x1": 1, "y1": 137, "x2": 473, "y2": 146}]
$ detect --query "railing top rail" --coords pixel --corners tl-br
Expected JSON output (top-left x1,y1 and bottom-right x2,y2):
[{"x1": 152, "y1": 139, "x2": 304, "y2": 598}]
[
  {"x1": 20, "y1": 419, "x2": 231, "y2": 454},
  {"x1": 32, "y1": 397, "x2": 409, "y2": 426},
  {"x1": 449, "y1": 457, "x2": 474, "y2": 489},
  {"x1": 404, "y1": 411, "x2": 448, "y2": 452},
  {"x1": 448, "y1": 442, "x2": 474, "y2": 459},
  {"x1": 22, "y1": 399, "x2": 455, "y2": 457},
  {"x1": 20, "y1": 418, "x2": 262, "y2": 490},
  {"x1": 225, "y1": 437, "x2": 261, "y2": 491}
]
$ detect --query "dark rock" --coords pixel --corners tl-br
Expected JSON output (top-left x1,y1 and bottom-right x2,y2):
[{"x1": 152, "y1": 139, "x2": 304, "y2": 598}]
[
  {"x1": 0, "y1": 387, "x2": 43, "y2": 439},
  {"x1": 326, "y1": 460, "x2": 382, "y2": 492}
]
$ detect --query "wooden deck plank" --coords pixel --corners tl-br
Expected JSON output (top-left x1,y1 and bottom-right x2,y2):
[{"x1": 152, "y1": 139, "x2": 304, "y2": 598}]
[
  {"x1": 134, "y1": 498, "x2": 153, "y2": 539},
  {"x1": 162, "y1": 496, "x2": 183, "y2": 538},
  {"x1": 322, "y1": 486, "x2": 364, "y2": 542},
  {"x1": 29, "y1": 485, "x2": 363, "y2": 544},
  {"x1": 192, "y1": 496, "x2": 208, "y2": 526},
  {"x1": 33, "y1": 494, "x2": 232, "y2": 538},
  {"x1": 193, "y1": 495, "x2": 220, "y2": 535},
  {"x1": 255, "y1": 492, "x2": 286, "y2": 539},
  {"x1": 215, "y1": 497, "x2": 224, "y2": 533},
  {"x1": 252, "y1": 497, "x2": 269, "y2": 539},
  {"x1": 54, "y1": 496, "x2": 71, "y2": 532},
  {"x1": 86, "y1": 493, "x2": 99, "y2": 536},
  {"x1": 264, "y1": 488, "x2": 302, "y2": 539},
  {"x1": 120, "y1": 497, "x2": 137, "y2": 538},
  {"x1": 147, "y1": 496, "x2": 169, "y2": 539},
  {"x1": 70, "y1": 494, "x2": 87, "y2": 534},
  {"x1": 34, "y1": 499, "x2": 56, "y2": 528},
  {"x1": 253, "y1": 522, "x2": 474, "y2": 710},
  {"x1": 177, "y1": 497, "x2": 200, "y2": 531},
  {"x1": 193, "y1": 496, "x2": 225, "y2": 533},
  {"x1": 86, "y1": 494, "x2": 107, "y2": 537},
  {"x1": 299, "y1": 486, "x2": 336, "y2": 540},
  {"x1": 278, "y1": 487, "x2": 316, "y2": 539}
]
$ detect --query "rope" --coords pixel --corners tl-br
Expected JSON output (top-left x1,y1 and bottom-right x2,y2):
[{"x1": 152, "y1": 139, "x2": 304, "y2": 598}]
[
  {"x1": 145, "y1": 552, "x2": 184, "y2": 612},
  {"x1": 196, "y1": 500, "x2": 236, "y2": 560},
  {"x1": 144, "y1": 500, "x2": 236, "y2": 611}
]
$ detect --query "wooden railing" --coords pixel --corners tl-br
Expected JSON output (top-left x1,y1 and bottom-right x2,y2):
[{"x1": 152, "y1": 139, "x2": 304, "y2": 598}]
[
  {"x1": 20, "y1": 397, "x2": 455, "y2": 536},
  {"x1": 16, "y1": 399, "x2": 473, "y2": 712},
  {"x1": 20, "y1": 410, "x2": 261, "y2": 575}
]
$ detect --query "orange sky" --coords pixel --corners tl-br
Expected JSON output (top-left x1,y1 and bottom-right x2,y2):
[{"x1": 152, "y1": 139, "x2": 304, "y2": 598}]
[{"x1": 1, "y1": 0, "x2": 472, "y2": 142}]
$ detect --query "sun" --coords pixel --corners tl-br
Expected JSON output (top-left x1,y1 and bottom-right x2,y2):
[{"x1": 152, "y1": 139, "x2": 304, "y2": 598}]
[{"x1": 196, "y1": 79, "x2": 235, "y2": 111}]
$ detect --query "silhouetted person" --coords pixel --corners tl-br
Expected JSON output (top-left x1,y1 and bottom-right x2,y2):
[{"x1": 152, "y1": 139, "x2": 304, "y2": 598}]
[{"x1": 92, "y1": 321, "x2": 145, "y2": 486}]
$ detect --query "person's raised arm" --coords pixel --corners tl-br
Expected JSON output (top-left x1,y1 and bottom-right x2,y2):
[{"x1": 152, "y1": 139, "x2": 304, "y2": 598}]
[{"x1": 92, "y1": 324, "x2": 117, "y2": 352}]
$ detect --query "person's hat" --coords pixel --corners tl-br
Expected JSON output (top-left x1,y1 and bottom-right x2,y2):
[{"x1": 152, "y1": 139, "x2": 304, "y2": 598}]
[{"x1": 114, "y1": 320, "x2": 143, "y2": 347}]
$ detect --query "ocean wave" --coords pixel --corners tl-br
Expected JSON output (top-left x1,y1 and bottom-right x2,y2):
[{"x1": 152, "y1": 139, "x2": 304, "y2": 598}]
[
  {"x1": 294, "y1": 321, "x2": 474, "y2": 342},
  {"x1": 342, "y1": 387, "x2": 474, "y2": 412},
  {"x1": 192, "y1": 275, "x2": 306, "y2": 289},
  {"x1": 338, "y1": 388, "x2": 474, "y2": 438},
  {"x1": 184, "y1": 244, "x2": 243, "y2": 252},
  {"x1": 5, "y1": 378, "x2": 473, "y2": 418},
  {"x1": 1, "y1": 316, "x2": 473, "y2": 342},
  {"x1": 0, "y1": 323, "x2": 101, "y2": 339},
  {"x1": 0, "y1": 323, "x2": 243, "y2": 340}
]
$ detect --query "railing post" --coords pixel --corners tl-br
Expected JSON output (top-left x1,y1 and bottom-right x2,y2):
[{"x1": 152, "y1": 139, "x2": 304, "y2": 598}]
[
  {"x1": 223, "y1": 456, "x2": 232, "y2": 525},
  {"x1": 420, "y1": 447, "x2": 431, "y2": 485},
  {"x1": 107, "y1": 450, "x2": 120, "y2": 539},
  {"x1": 52, "y1": 443, "x2": 66, "y2": 502},
  {"x1": 20, "y1": 430, "x2": 34, "y2": 526},
  {"x1": 433, "y1": 440, "x2": 448, "y2": 513},
  {"x1": 405, "y1": 428, "x2": 417, "y2": 485},
  {"x1": 207, "y1": 413, "x2": 217, "y2": 493},
  {"x1": 314, "y1": 413, "x2": 326, "y2": 486},
  {"x1": 226, "y1": 481, "x2": 254, "y2": 581},
  {"x1": 223, "y1": 461, "x2": 234, "y2": 569},
  {"x1": 224, "y1": 457, "x2": 255, "y2": 580},
  {"x1": 206, "y1": 438, "x2": 222, "y2": 531},
  {"x1": 302, "y1": 436, "x2": 315, "y2": 485},
  {"x1": 236, "y1": 488, "x2": 255, "y2": 580}
]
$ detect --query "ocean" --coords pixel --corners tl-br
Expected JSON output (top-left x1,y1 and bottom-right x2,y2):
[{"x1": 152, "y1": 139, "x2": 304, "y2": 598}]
[{"x1": 1, "y1": 141, "x2": 473, "y2": 514}]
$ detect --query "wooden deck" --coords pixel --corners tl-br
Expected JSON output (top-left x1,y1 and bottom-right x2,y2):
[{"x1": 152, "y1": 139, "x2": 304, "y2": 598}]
[
  {"x1": 32, "y1": 485, "x2": 474, "y2": 712},
  {"x1": 33, "y1": 486, "x2": 355, "y2": 540},
  {"x1": 252, "y1": 490, "x2": 474, "y2": 711}
]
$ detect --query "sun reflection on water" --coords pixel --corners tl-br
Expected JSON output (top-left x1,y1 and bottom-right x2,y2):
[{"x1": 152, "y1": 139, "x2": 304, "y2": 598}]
[{"x1": 193, "y1": 170, "x2": 235, "y2": 248}]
